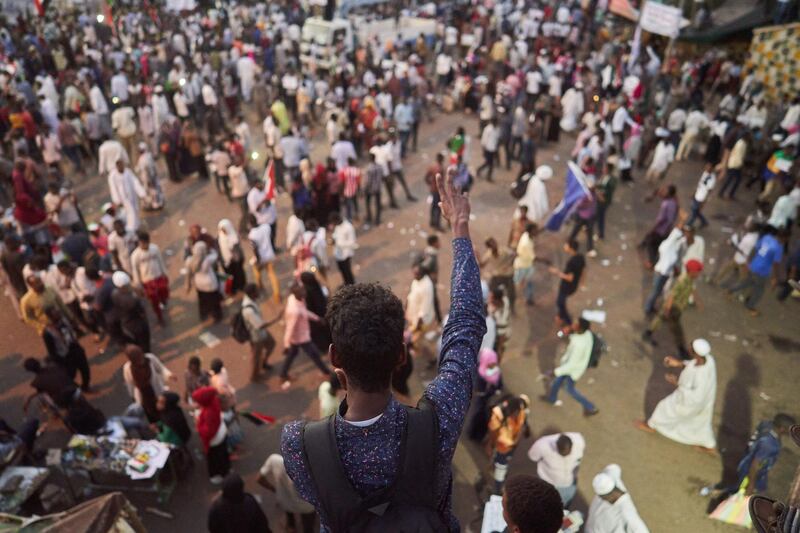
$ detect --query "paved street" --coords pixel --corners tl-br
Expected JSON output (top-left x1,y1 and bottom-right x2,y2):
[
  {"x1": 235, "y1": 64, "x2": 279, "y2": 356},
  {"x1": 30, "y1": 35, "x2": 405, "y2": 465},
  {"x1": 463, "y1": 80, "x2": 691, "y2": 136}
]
[{"x1": 1, "y1": 103, "x2": 798, "y2": 532}]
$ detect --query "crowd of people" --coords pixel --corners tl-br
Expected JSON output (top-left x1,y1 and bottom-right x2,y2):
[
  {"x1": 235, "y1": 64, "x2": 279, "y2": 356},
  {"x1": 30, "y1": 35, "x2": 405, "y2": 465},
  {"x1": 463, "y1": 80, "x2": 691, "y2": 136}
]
[{"x1": 0, "y1": 0, "x2": 799, "y2": 531}]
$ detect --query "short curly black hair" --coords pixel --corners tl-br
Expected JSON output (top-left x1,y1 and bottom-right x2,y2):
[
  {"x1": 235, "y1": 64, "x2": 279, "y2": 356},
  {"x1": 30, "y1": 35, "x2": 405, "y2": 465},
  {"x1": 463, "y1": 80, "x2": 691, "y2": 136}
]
[
  {"x1": 326, "y1": 283, "x2": 404, "y2": 393},
  {"x1": 504, "y1": 475, "x2": 563, "y2": 533}
]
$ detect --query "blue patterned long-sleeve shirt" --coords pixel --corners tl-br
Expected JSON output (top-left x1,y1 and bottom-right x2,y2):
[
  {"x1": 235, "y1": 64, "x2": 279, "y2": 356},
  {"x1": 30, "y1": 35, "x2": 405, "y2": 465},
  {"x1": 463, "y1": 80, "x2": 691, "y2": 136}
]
[{"x1": 280, "y1": 237, "x2": 486, "y2": 531}]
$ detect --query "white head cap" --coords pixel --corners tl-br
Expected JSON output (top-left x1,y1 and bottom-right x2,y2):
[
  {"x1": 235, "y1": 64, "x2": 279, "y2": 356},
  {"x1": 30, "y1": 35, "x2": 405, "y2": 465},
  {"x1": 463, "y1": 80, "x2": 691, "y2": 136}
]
[
  {"x1": 535, "y1": 165, "x2": 554, "y2": 181},
  {"x1": 692, "y1": 338, "x2": 711, "y2": 357},
  {"x1": 112, "y1": 271, "x2": 131, "y2": 288},
  {"x1": 592, "y1": 473, "x2": 616, "y2": 496}
]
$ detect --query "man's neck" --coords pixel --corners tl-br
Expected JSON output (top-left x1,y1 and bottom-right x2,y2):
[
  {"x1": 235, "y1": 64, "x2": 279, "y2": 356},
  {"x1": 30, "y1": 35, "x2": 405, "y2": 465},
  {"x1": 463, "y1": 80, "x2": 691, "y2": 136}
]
[{"x1": 343, "y1": 389, "x2": 392, "y2": 422}]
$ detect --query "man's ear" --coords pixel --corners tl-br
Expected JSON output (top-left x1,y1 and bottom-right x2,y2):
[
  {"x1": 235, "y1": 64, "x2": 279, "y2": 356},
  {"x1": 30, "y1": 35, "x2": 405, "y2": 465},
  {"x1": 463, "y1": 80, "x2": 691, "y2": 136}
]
[
  {"x1": 329, "y1": 344, "x2": 340, "y2": 367},
  {"x1": 395, "y1": 342, "x2": 408, "y2": 371},
  {"x1": 329, "y1": 344, "x2": 348, "y2": 391}
]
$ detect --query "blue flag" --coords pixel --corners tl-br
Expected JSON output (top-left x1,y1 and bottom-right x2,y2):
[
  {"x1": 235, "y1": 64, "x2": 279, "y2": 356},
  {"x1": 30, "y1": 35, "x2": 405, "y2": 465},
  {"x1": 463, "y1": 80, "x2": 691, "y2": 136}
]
[{"x1": 545, "y1": 161, "x2": 589, "y2": 232}]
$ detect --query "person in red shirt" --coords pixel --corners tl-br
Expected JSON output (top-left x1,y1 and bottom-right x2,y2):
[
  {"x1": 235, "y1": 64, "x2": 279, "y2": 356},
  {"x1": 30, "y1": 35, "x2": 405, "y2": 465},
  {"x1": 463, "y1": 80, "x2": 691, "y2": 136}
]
[{"x1": 338, "y1": 157, "x2": 361, "y2": 221}]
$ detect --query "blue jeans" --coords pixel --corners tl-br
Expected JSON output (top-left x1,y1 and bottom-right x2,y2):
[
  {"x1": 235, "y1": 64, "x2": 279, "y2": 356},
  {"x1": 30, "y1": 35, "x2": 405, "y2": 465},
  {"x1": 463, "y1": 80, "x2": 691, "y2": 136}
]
[
  {"x1": 729, "y1": 271, "x2": 768, "y2": 310},
  {"x1": 644, "y1": 272, "x2": 670, "y2": 315},
  {"x1": 548, "y1": 375, "x2": 596, "y2": 411},
  {"x1": 718, "y1": 168, "x2": 742, "y2": 199},
  {"x1": 514, "y1": 267, "x2": 535, "y2": 303},
  {"x1": 556, "y1": 483, "x2": 577, "y2": 507},
  {"x1": 686, "y1": 198, "x2": 708, "y2": 228}
]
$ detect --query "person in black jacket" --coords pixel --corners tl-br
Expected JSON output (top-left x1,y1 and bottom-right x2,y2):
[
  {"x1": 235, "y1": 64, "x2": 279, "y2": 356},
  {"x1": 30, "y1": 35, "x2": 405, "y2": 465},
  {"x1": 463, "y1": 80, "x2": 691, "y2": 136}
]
[
  {"x1": 208, "y1": 473, "x2": 271, "y2": 533},
  {"x1": 42, "y1": 305, "x2": 90, "y2": 391}
]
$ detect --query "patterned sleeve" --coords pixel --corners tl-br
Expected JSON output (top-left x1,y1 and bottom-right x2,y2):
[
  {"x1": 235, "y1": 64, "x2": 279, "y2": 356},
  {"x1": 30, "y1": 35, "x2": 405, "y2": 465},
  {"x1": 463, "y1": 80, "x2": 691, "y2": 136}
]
[
  {"x1": 280, "y1": 420, "x2": 320, "y2": 508},
  {"x1": 424, "y1": 237, "x2": 486, "y2": 459}
]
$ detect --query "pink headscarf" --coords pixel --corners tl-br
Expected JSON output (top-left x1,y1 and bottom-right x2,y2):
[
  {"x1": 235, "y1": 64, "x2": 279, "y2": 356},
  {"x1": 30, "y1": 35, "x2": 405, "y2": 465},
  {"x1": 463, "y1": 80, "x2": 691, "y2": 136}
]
[{"x1": 478, "y1": 348, "x2": 501, "y2": 386}]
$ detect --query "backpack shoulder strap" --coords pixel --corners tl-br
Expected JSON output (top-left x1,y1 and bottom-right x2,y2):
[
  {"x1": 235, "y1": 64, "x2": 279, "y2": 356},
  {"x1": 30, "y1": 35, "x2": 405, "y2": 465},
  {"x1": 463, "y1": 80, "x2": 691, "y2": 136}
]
[
  {"x1": 392, "y1": 397, "x2": 439, "y2": 507},
  {"x1": 302, "y1": 415, "x2": 363, "y2": 532}
]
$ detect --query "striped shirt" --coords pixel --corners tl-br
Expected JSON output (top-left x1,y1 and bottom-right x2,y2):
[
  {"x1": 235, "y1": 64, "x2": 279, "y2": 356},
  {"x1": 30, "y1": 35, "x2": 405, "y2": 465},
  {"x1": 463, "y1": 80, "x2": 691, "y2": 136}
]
[{"x1": 338, "y1": 166, "x2": 362, "y2": 198}]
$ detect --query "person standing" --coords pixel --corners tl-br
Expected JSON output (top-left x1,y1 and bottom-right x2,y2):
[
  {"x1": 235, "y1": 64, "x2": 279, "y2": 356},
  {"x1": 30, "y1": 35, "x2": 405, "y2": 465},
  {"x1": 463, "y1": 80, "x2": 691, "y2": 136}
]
[
  {"x1": 108, "y1": 159, "x2": 145, "y2": 233},
  {"x1": 487, "y1": 394, "x2": 531, "y2": 494},
  {"x1": 406, "y1": 264, "x2": 436, "y2": 364},
  {"x1": 208, "y1": 473, "x2": 271, "y2": 533},
  {"x1": 192, "y1": 386, "x2": 230, "y2": 485},
  {"x1": 717, "y1": 131, "x2": 749, "y2": 200},
  {"x1": 42, "y1": 305, "x2": 91, "y2": 391},
  {"x1": 330, "y1": 213, "x2": 357, "y2": 286},
  {"x1": 108, "y1": 219, "x2": 136, "y2": 275},
  {"x1": 686, "y1": 163, "x2": 717, "y2": 229},
  {"x1": 477, "y1": 118, "x2": 500, "y2": 182},
  {"x1": 217, "y1": 219, "x2": 246, "y2": 296},
  {"x1": 122, "y1": 344, "x2": 175, "y2": 423},
  {"x1": 586, "y1": 464, "x2": 649, "y2": 533},
  {"x1": 549, "y1": 240, "x2": 585, "y2": 326},
  {"x1": 645, "y1": 129, "x2": 675, "y2": 183},
  {"x1": 727, "y1": 225, "x2": 784, "y2": 315},
  {"x1": 595, "y1": 163, "x2": 617, "y2": 241},
  {"x1": 247, "y1": 180, "x2": 278, "y2": 253},
  {"x1": 637, "y1": 338, "x2": 718, "y2": 452},
  {"x1": 248, "y1": 215, "x2": 281, "y2": 304},
  {"x1": 363, "y1": 153, "x2": 383, "y2": 227},
  {"x1": 111, "y1": 272, "x2": 152, "y2": 352},
  {"x1": 111, "y1": 104, "x2": 138, "y2": 162},
  {"x1": 513, "y1": 223, "x2": 537, "y2": 306},
  {"x1": 185, "y1": 241, "x2": 222, "y2": 322},
  {"x1": 543, "y1": 318, "x2": 598, "y2": 416},
  {"x1": 528, "y1": 432, "x2": 586, "y2": 507},
  {"x1": 279, "y1": 283, "x2": 332, "y2": 390},
  {"x1": 241, "y1": 283, "x2": 279, "y2": 382},
  {"x1": 425, "y1": 153, "x2": 445, "y2": 231},
  {"x1": 568, "y1": 181, "x2": 598, "y2": 258},
  {"x1": 130, "y1": 230, "x2": 170, "y2": 324},
  {"x1": 338, "y1": 158, "x2": 361, "y2": 222},
  {"x1": 642, "y1": 259, "x2": 704, "y2": 359},
  {"x1": 258, "y1": 454, "x2": 315, "y2": 533},
  {"x1": 480, "y1": 238, "x2": 517, "y2": 311},
  {"x1": 21, "y1": 274, "x2": 73, "y2": 336}
]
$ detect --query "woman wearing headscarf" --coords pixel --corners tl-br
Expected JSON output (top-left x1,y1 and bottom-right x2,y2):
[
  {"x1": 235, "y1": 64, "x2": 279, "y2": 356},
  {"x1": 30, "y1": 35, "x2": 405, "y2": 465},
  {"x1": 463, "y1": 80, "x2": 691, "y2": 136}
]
[
  {"x1": 468, "y1": 348, "x2": 504, "y2": 441},
  {"x1": 122, "y1": 344, "x2": 175, "y2": 422},
  {"x1": 156, "y1": 391, "x2": 191, "y2": 447},
  {"x1": 185, "y1": 241, "x2": 222, "y2": 321},
  {"x1": 192, "y1": 385, "x2": 230, "y2": 484},
  {"x1": 207, "y1": 473, "x2": 270, "y2": 533},
  {"x1": 299, "y1": 271, "x2": 331, "y2": 352},
  {"x1": 217, "y1": 219, "x2": 245, "y2": 296}
]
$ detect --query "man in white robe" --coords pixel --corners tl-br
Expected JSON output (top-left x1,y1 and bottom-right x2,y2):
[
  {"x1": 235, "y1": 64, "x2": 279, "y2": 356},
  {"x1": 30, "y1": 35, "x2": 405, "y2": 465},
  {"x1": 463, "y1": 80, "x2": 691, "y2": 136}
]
[
  {"x1": 640, "y1": 338, "x2": 717, "y2": 450},
  {"x1": 559, "y1": 82, "x2": 584, "y2": 132},
  {"x1": 98, "y1": 139, "x2": 129, "y2": 176},
  {"x1": 108, "y1": 159, "x2": 146, "y2": 232},
  {"x1": 518, "y1": 165, "x2": 553, "y2": 223},
  {"x1": 586, "y1": 464, "x2": 649, "y2": 533},
  {"x1": 237, "y1": 54, "x2": 257, "y2": 102}
]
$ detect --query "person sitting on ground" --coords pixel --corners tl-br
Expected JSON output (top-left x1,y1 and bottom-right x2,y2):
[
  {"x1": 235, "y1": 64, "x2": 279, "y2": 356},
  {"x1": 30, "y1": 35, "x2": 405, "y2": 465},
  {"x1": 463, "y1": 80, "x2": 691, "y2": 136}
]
[{"x1": 281, "y1": 168, "x2": 485, "y2": 530}]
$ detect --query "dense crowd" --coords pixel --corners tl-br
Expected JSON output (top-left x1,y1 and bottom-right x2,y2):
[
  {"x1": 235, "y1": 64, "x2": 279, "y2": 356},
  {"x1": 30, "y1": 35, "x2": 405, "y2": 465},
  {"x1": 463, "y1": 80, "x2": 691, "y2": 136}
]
[{"x1": 0, "y1": 0, "x2": 799, "y2": 531}]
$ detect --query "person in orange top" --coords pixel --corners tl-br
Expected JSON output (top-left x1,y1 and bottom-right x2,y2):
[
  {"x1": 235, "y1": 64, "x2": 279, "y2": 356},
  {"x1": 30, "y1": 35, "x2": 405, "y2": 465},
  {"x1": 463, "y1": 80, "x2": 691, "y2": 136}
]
[{"x1": 488, "y1": 394, "x2": 531, "y2": 494}]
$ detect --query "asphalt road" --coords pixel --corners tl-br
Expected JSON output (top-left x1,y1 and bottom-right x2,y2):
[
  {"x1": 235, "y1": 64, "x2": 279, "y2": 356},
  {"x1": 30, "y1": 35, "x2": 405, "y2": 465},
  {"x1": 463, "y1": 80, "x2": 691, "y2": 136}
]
[{"x1": 1, "y1": 101, "x2": 798, "y2": 532}]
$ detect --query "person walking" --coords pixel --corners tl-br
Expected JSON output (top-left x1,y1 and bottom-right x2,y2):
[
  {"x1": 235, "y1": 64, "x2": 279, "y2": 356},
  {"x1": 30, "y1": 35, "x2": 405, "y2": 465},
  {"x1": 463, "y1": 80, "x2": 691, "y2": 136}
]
[
  {"x1": 528, "y1": 432, "x2": 586, "y2": 507},
  {"x1": 542, "y1": 318, "x2": 599, "y2": 416},
  {"x1": 129, "y1": 230, "x2": 170, "y2": 324},
  {"x1": 549, "y1": 240, "x2": 585, "y2": 326},
  {"x1": 185, "y1": 241, "x2": 223, "y2": 322},
  {"x1": 280, "y1": 283, "x2": 333, "y2": 390},
  {"x1": 487, "y1": 394, "x2": 531, "y2": 494},
  {"x1": 248, "y1": 215, "x2": 281, "y2": 304},
  {"x1": 686, "y1": 164, "x2": 717, "y2": 229},
  {"x1": 477, "y1": 118, "x2": 500, "y2": 182},
  {"x1": 42, "y1": 305, "x2": 91, "y2": 391},
  {"x1": 122, "y1": 344, "x2": 176, "y2": 423},
  {"x1": 217, "y1": 219, "x2": 246, "y2": 296},
  {"x1": 192, "y1": 386, "x2": 230, "y2": 485},
  {"x1": 513, "y1": 223, "x2": 537, "y2": 306},
  {"x1": 717, "y1": 131, "x2": 749, "y2": 200},
  {"x1": 727, "y1": 225, "x2": 784, "y2": 315},
  {"x1": 330, "y1": 213, "x2": 357, "y2": 286},
  {"x1": 241, "y1": 284, "x2": 279, "y2": 382}
]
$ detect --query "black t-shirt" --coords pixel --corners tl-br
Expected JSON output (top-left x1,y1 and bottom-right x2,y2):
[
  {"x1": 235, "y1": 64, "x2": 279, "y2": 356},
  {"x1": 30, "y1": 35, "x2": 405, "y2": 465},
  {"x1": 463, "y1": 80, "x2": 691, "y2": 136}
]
[
  {"x1": 31, "y1": 366, "x2": 78, "y2": 407},
  {"x1": 559, "y1": 254, "x2": 585, "y2": 296}
]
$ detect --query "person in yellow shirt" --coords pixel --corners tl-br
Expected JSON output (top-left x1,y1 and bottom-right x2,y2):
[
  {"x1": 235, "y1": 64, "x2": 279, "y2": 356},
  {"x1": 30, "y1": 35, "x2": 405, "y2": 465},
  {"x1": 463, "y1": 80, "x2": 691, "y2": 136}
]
[
  {"x1": 20, "y1": 274, "x2": 72, "y2": 336},
  {"x1": 488, "y1": 394, "x2": 530, "y2": 494},
  {"x1": 513, "y1": 223, "x2": 538, "y2": 306}
]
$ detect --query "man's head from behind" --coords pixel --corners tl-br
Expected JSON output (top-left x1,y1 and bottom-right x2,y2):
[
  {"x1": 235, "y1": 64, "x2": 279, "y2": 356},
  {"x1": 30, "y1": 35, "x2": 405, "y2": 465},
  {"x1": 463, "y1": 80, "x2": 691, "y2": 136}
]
[
  {"x1": 327, "y1": 283, "x2": 405, "y2": 393},
  {"x1": 502, "y1": 474, "x2": 563, "y2": 533},
  {"x1": 556, "y1": 434, "x2": 573, "y2": 456}
]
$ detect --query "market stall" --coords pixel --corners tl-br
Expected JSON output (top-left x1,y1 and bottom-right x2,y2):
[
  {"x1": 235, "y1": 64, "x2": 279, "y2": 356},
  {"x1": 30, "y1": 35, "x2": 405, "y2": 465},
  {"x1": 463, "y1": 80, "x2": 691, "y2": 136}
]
[{"x1": 57, "y1": 436, "x2": 176, "y2": 505}]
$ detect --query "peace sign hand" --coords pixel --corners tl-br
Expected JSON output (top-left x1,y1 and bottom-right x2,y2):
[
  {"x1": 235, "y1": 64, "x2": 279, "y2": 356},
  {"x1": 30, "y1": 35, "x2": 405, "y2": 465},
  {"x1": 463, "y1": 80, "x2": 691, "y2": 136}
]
[{"x1": 435, "y1": 166, "x2": 471, "y2": 239}]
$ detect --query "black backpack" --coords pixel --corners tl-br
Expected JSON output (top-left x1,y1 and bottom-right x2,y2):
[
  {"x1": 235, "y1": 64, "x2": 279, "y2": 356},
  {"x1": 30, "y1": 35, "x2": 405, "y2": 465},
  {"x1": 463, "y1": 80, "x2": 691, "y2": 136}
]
[
  {"x1": 302, "y1": 398, "x2": 447, "y2": 533},
  {"x1": 230, "y1": 304, "x2": 255, "y2": 343},
  {"x1": 510, "y1": 172, "x2": 532, "y2": 199},
  {"x1": 588, "y1": 332, "x2": 607, "y2": 368}
]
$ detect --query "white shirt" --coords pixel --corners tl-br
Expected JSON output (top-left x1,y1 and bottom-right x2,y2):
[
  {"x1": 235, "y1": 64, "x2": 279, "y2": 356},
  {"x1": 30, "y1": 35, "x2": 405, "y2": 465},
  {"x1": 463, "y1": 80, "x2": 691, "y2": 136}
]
[
  {"x1": 247, "y1": 187, "x2": 276, "y2": 225},
  {"x1": 684, "y1": 110, "x2": 709, "y2": 135},
  {"x1": 130, "y1": 244, "x2": 168, "y2": 285},
  {"x1": 173, "y1": 92, "x2": 189, "y2": 118},
  {"x1": 248, "y1": 223, "x2": 275, "y2": 264},
  {"x1": 201, "y1": 84, "x2": 218, "y2": 106},
  {"x1": 654, "y1": 227, "x2": 686, "y2": 276},
  {"x1": 286, "y1": 214, "x2": 305, "y2": 251},
  {"x1": 649, "y1": 141, "x2": 675, "y2": 173},
  {"x1": 187, "y1": 248, "x2": 219, "y2": 292},
  {"x1": 111, "y1": 106, "x2": 137, "y2": 138},
  {"x1": 110, "y1": 73, "x2": 129, "y2": 101},
  {"x1": 332, "y1": 221, "x2": 357, "y2": 261},
  {"x1": 481, "y1": 124, "x2": 500, "y2": 152},
  {"x1": 331, "y1": 140, "x2": 357, "y2": 171},
  {"x1": 89, "y1": 85, "x2": 109, "y2": 114},
  {"x1": 435, "y1": 54, "x2": 452, "y2": 76},
  {"x1": 369, "y1": 143, "x2": 392, "y2": 176},
  {"x1": 528, "y1": 433, "x2": 585, "y2": 487},
  {"x1": 98, "y1": 140, "x2": 129, "y2": 175},
  {"x1": 611, "y1": 106, "x2": 634, "y2": 133},
  {"x1": 693, "y1": 171, "x2": 716, "y2": 202},
  {"x1": 667, "y1": 108, "x2": 687, "y2": 132},
  {"x1": 406, "y1": 275, "x2": 435, "y2": 326},
  {"x1": 108, "y1": 230, "x2": 137, "y2": 272}
]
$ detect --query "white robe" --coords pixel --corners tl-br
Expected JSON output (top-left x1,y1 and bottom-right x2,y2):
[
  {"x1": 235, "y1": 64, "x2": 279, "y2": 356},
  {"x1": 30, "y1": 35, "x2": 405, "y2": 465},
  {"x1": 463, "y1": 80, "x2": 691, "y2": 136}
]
[
  {"x1": 108, "y1": 168, "x2": 146, "y2": 232},
  {"x1": 152, "y1": 95, "x2": 170, "y2": 131},
  {"x1": 560, "y1": 88, "x2": 584, "y2": 132},
  {"x1": 648, "y1": 356, "x2": 717, "y2": 448},
  {"x1": 98, "y1": 140, "x2": 129, "y2": 175},
  {"x1": 518, "y1": 176, "x2": 549, "y2": 223},
  {"x1": 237, "y1": 56, "x2": 256, "y2": 101}
]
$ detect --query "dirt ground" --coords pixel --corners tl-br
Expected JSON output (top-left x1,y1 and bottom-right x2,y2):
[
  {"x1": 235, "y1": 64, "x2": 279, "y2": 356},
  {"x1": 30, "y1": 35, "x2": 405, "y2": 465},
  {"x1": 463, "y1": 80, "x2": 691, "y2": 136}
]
[{"x1": 1, "y1": 102, "x2": 798, "y2": 532}]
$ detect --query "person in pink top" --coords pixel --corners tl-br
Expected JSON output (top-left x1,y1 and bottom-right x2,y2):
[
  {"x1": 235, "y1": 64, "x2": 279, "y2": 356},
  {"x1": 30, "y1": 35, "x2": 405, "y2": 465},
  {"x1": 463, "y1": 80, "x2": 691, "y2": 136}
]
[{"x1": 280, "y1": 282, "x2": 332, "y2": 390}]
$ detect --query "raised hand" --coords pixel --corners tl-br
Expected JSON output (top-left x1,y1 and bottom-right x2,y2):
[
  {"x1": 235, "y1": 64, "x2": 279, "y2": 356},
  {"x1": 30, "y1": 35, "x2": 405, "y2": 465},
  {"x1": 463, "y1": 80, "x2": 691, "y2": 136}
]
[{"x1": 435, "y1": 166, "x2": 470, "y2": 239}]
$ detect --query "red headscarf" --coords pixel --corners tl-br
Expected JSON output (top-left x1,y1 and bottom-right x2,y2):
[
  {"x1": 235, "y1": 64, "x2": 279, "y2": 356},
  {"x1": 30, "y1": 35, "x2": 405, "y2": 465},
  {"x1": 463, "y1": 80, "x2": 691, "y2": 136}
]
[{"x1": 192, "y1": 386, "x2": 221, "y2": 452}]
